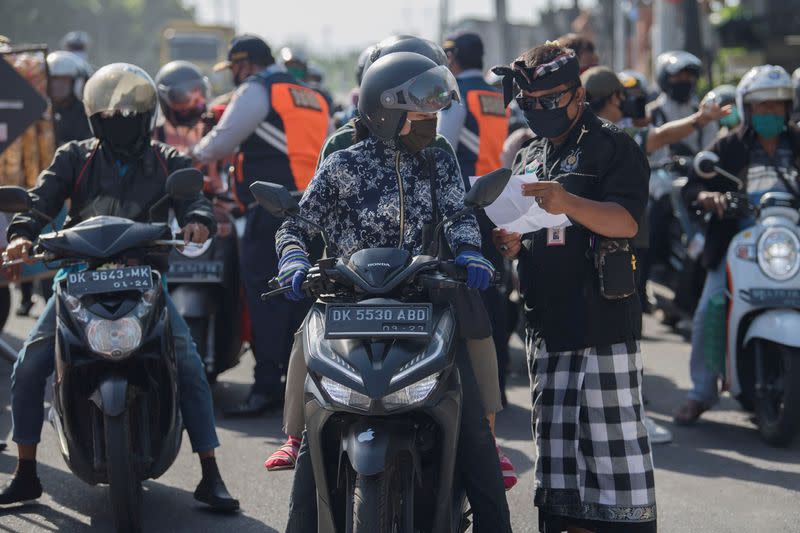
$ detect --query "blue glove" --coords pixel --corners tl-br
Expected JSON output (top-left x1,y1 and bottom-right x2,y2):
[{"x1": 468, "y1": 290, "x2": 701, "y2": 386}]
[
  {"x1": 277, "y1": 248, "x2": 312, "y2": 301},
  {"x1": 454, "y1": 251, "x2": 495, "y2": 291}
]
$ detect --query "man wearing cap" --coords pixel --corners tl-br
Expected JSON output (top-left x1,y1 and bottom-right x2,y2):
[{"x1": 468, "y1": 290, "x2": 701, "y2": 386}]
[
  {"x1": 193, "y1": 34, "x2": 330, "y2": 416},
  {"x1": 492, "y1": 43, "x2": 657, "y2": 532},
  {"x1": 438, "y1": 30, "x2": 513, "y2": 410},
  {"x1": 582, "y1": 66, "x2": 729, "y2": 158}
]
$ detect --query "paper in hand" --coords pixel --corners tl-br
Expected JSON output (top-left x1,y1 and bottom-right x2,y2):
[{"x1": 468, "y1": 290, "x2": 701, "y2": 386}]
[{"x1": 469, "y1": 174, "x2": 570, "y2": 234}]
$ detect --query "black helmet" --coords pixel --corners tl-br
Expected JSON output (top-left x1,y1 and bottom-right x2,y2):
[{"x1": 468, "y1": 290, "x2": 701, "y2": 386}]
[
  {"x1": 358, "y1": 52, "x2": 459, "y2": 141},
  {"x1": 84, "y1": 63, "x2": 157, "y2": 159},
  {"x1": 155, "y1": 60, "x2": 209, "y2": 127},
  {"x1": 355, "y1": 45, "x2": 376, "y2": 85},
  {"x1": 364, "y1": 35, "x2": 448, "y2": 75},
  {"x1": 655, "y1": 51, "x2": 702, "y2": 93}
]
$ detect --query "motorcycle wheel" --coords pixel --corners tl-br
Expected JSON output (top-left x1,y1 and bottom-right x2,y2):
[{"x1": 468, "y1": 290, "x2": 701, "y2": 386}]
[
  {"x1": 104, "y1": 412, "x2": 143, "y2": 533},
  {"x1": 755, "y1": 341, "x2": 800, "y2": 447},
  {"x1": 186, "y1": 317, "x2": 216, "y2": 384},
  {"x1": 350, "y1": 457, "x2": 414, "y2": 533},
  {"x1": 0, "y1": 286, "x2": 10, "y2": 332}
]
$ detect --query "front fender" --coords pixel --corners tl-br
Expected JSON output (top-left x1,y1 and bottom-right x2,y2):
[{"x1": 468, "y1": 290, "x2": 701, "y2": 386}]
[
  {"x1": 744, "y1": 310, "x2": 800, "y2": 349},
  {"x1": 89, "y1": 376, "x2": 130, "y2": 417},
  {"x1": 341, "y1": 419, "x2": 417, "y2": 477}
]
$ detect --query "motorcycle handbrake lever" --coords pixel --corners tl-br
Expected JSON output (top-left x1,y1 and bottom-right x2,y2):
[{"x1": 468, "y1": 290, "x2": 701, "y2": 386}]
[{"x1": 261, "y1": 286, "x2": 293, "y2": 300}]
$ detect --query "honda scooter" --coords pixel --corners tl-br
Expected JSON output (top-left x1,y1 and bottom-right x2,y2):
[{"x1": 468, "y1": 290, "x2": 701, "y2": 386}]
[
  {"x1": 252, "y1": 168, "x2": 511, "y2": 533},
  {"x1": 695, "y1": 151, "x2": 800, "y2": 446}
]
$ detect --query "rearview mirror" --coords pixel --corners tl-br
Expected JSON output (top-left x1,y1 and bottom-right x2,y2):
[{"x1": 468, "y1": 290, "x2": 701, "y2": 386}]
[
  {"x1": 693, "y1": 151, "x2": 720, "y2": 180},
  {"x1": 465, "y1": 168, "x2": 512, "y2": 208},
  {"x1": 166, "y1": 168, "x2": 204, "y2": 200},
  {"x1": 0, "y1": 186, "x2": 32, "y2": 213},
  {"x1": 250, "y1": 181, "x2": 300, "y2": 218}
]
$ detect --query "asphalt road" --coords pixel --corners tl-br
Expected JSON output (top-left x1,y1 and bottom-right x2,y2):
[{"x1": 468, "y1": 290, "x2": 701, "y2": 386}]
[{"x1": 0, "y1": 297, "x2": 797, "y2": 532}]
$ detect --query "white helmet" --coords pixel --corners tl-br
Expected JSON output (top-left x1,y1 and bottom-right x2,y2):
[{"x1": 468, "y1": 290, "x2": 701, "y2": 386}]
[
  {"x1": 736, "y1": 65, "x2": 794, "y2": 123},
  {"x1": 47, "y1": 50, "x2": 93, "y2": 101}
]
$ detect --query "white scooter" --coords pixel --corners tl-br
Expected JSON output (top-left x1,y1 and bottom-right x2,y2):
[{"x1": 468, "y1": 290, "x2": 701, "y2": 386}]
[{"x1": 695, "y1": 151, "x2": 800, "y2": 446}]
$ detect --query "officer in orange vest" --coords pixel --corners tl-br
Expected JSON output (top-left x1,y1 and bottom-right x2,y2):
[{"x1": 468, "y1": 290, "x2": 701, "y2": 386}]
[
  {"x1": 438, "y1": 31, "x2": 513, "y2": 403},
  {"x1": 193, "y1": 35, "x2": 330, "y2": 416}
]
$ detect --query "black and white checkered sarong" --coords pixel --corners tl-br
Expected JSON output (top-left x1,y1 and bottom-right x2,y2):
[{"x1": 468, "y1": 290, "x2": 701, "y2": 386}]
[{"x1": 527, "y1": 336, "x2": 657, "y2": 524}]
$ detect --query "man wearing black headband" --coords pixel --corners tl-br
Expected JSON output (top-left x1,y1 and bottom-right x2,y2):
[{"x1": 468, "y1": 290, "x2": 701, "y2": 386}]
[{"x1": 492, "y1": 43, "x2": 657, "y2": 533}]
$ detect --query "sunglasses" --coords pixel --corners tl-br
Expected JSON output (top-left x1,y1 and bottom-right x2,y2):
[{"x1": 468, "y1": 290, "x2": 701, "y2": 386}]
[{"x1": 516, "y1": 85, "x2": 577, "y2": 111}]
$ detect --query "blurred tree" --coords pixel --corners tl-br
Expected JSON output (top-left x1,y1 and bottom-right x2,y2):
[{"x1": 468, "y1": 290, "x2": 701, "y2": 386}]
[{"x1": 3, "y1": 0, "x2": 194, "y2": 75}]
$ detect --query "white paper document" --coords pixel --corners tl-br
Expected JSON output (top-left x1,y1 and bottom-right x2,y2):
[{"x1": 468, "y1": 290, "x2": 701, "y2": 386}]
[{"x1": 469, "y1": 174, "x2": 570, "y2": 234}]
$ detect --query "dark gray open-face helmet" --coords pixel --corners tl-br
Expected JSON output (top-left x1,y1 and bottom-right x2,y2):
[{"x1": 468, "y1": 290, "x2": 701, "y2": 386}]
[
  {"x1": 155, "y1": 60, "x2": 209, "y2": 127},
  {"x1": 358, "y1": 51, "x2": 459, "y2": 141}
]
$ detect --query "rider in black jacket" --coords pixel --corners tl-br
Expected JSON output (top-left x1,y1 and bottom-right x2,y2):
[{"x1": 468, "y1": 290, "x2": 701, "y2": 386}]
[{"x1": 0, "y1": 63, "x2": 238, "y2": 511}]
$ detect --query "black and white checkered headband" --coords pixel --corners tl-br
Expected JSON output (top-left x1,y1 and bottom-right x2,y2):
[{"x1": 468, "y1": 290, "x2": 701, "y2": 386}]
[{"x1": 492, "y1": 50, "x2": 580, "y2": 107}]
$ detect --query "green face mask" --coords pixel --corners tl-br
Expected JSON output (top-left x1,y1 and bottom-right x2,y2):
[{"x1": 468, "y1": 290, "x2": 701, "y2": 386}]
[
  {"x1": 719, "y1": 107, "x2": 739, "y2": 128},
  {"x1": 287, "y1": 66, "x2": 306, "y2": 81},
  {"x1": 751, "y1": 113, "x2": 786, "y2": 139}
]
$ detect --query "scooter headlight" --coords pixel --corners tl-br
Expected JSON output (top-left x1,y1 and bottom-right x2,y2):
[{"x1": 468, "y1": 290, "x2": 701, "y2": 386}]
[
  {"x1": 383, "y1": 372, "x2": 439, "y2": 411},
  {"x1": 319, "y1": 376, "x2": 371, "y2": 410},
  {"x1": 64, "y1": 287, "x2": 156, "y2": 360},
  {"x1": 86, "y1": 317, "x2": 142, "y2": 359},
  {"x1": 757, "y1": 227, "x2": 800, "y2": 281}
]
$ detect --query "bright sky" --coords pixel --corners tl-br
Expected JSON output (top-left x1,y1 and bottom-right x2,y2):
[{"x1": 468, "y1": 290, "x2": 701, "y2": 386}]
[{"x1": 183, "y1": 0, "x2": 588, "y2": 54}]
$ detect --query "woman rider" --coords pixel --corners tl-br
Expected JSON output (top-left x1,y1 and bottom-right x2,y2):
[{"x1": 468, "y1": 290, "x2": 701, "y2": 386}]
[
  {"x1": 276, "y1": 51, "x2": 513, "y2": 532},
  {"x1": 265, "y1": 34, "x2": 517, "y2": 491}
]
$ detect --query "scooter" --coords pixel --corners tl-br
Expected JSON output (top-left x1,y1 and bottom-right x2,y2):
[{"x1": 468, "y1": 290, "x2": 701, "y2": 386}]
[
  {"x1": 0, "y1": 168, "x2": 204, "y2": 532},
  {"x1": 252, "y1": 168, "x2": 511, "y2": 533},
  {"x1": 695, "y1": 151, "x2": 800, "y2": 446},
  {"x1": 167, "y1": 196, "x2": 243, "y2": 383}
]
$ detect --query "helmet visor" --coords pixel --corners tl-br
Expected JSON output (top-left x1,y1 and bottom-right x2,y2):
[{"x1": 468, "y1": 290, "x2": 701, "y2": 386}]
[
  {"x1": 157, "y1": 78, "x2": 209, "y2": 108},
  {"x1": 380, "y1": 65, "x2": 460, "y2": 113},
  {"x1": 744, "y1": 87, "x2": 794, "y2": 104}
]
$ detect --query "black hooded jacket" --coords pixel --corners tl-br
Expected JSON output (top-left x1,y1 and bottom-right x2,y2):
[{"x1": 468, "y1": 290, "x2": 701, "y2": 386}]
[
  {"x1": 8, "y1": 138, "x2": 216, "y2": 242},
  {"x1": 682, "y1": 124, "x2": 800, "y2": 269}
]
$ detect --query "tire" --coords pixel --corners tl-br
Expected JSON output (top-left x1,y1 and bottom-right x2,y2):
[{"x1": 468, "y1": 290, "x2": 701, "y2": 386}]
[
  {"x1": 0, "y1": 286, "x2": 10, "y2": 332},
  {"x1": 755, "y1": 341, "x2": 800, "y2": 447},
  {"x1": 350, "y1": 459, "x2": 414, "y2": 533},
  {"x1": 186, "y1": 317, "x2": 215, "y2": 384},
  {"x1": 104, "y1": 412, "x2": 143, "y2": 533}
]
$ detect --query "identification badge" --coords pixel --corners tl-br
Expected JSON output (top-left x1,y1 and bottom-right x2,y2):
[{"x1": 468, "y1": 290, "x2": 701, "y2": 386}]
[
  {"x1": 525, "y1": 159, "x2": 541, "y2": 176},
  {"x1": 547, "y1": 226, "x2": 565, "y2": 246}
]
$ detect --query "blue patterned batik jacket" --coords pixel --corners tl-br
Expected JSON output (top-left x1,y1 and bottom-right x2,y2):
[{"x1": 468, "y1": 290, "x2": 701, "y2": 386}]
[{"x1": 275, "y1": 136, "x2": 481, "y2": 261}]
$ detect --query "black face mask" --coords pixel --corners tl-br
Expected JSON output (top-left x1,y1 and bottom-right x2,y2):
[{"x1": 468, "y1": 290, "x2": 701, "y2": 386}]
[
  {"x1": 94, "y1": 114, "x2": 150, "y2": 160},
  {"x1": 399, "y1": 118, "x2": 437, "y2": 153},
  {"x1": 621, "y1": 95, "x2": 646, "y2": 119},
  {"x1": 666, "y1": 81, "x2": 694, "y2": 104},
  {"x1": 524, "y1": 106, "x2": 574, "y2": 139}
]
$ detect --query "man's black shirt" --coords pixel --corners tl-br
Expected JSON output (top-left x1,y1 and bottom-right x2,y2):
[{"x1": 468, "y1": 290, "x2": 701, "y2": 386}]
[{"x1": 512, "y1": 109, "x2": 649, "y2": 351}]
